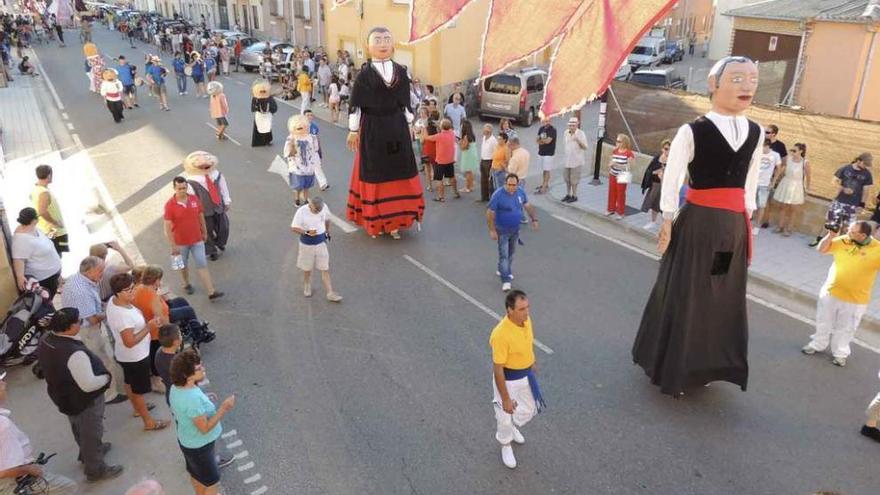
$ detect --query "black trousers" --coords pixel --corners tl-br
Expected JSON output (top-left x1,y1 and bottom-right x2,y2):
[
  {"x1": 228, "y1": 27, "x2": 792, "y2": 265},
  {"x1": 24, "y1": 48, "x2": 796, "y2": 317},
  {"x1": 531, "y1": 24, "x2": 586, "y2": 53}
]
[
  {"x1": 106, "y1": 100, "x2": 124, "y2": 122},
  {"x1": 479, "y1": 159, "x2": 493, "y2": 201},
  {"x1": 204, "y1": 211, "x2": 229, "y2": 256}
]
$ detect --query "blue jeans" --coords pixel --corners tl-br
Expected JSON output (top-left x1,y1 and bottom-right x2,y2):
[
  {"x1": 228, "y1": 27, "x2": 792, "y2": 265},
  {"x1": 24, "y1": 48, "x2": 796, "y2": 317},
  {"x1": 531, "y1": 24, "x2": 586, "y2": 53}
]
[
  {"x1": 176, "y1": 73, "x2": 187, "y2": 93},
  {"x1": 492, "y1": 170, "x2": 507, "y2": 192},
  {"x1": 496, "y1": 229, "x2": 519, "y2": 282}
]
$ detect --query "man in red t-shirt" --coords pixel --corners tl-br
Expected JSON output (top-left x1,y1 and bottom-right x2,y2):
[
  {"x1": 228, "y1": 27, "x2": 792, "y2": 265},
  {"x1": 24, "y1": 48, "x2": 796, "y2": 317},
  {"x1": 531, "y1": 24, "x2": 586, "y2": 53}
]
[
  {"x1": 163, "y1": 176, "x2": 224, "y2": 300},
  {"x1": 233, "y1": 39, "x2": 242, "y2": 72}
]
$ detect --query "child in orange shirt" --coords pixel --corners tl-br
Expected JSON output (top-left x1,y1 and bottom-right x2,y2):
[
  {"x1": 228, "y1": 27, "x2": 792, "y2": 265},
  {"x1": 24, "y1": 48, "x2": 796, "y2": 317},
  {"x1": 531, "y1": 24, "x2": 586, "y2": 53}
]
[{"x1": 422, "y1": 118, "x2": 459, "y2": 201}]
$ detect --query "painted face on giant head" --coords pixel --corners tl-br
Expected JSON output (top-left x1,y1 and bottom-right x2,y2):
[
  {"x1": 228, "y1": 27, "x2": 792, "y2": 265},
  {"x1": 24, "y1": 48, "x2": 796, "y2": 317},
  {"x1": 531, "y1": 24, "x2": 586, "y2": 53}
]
[
  {"x1": 252, "y1": 79, "x2": 271, "y2": 98},
  {"x1": 102, "y1": 68, "x2": 117, "y2": 81},
  {"x1": 83, "y1": 42, "x2": 98, "y2": 58},
  {"x1": 708, "y1": 57, "x2": 759, "y2": 115},
  {"x1": 367, "y1": 27, "x2": 393, "y2": 61},
  {"x1": 288, "y1": 115, "x2": 309, "y2": 138},
  {"x1": 183, "y1": 151, "x2": 218, "y2": 176}
]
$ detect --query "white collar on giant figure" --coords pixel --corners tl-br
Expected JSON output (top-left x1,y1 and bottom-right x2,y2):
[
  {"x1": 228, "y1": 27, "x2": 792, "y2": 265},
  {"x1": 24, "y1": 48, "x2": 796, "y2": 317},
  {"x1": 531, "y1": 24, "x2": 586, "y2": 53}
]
[
  {"x1": 371, "y1": 58, "x2": 394, "y2": 84},
  {"x1": 705, "y1": 110, "x2": 750, "y2": 151}
]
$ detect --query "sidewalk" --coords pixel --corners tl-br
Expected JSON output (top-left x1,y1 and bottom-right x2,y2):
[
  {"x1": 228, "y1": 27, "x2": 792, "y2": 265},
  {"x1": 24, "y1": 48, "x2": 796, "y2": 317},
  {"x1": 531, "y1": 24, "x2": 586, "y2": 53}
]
[
  {"x1": 546, "y1": 172, "x2": 880, "y2": 325},
  {"x1": 1, "y1": 63, "x2": 192, "y2": 495}
]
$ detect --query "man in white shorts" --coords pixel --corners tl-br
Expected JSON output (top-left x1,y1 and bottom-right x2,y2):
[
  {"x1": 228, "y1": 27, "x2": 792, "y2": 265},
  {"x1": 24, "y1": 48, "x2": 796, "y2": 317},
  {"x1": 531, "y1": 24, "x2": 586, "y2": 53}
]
[
  {"x1": 290, "y1": 197, "x2": 342, "y2": 302},
  {"x1": 752, "y1": 137, "x2": 781, "y2": 235}
]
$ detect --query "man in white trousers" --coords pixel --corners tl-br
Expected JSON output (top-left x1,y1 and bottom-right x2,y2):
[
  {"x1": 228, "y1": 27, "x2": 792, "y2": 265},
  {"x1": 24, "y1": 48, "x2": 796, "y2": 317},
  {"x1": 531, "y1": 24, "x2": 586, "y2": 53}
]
[
  {"x1": 490, "y1": 290, "x2": 546, "y2": 469},
  {"x1": 802, "y1": 221, "x2": 880, "y2": 367}
]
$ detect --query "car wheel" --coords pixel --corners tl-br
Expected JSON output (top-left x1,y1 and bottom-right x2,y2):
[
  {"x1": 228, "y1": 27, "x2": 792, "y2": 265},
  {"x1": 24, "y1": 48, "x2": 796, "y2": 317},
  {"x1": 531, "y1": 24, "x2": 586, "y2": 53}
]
[
  {"x1": 243, "y1": 65, "x2": 254, "y2": 72},
  {"x1": 478, "y1": 113, "x2": 490, "y2": 122}
]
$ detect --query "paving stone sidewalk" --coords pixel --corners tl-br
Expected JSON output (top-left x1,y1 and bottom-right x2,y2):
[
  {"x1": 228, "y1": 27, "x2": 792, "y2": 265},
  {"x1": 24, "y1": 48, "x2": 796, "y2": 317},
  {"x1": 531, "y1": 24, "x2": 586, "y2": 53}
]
[{"x1": 545, "y1": 171, "x2": 880, "y2": 324}]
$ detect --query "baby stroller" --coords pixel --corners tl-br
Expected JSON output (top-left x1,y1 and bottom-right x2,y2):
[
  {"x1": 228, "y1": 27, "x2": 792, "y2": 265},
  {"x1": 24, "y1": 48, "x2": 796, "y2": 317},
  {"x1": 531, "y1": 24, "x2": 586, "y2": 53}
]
[
  {"x1": 178, "y1": 318, "x2": 216, "y2": 350},
  {"x1": 0, "y1": 283, "x2": 55, "y2": 374}
]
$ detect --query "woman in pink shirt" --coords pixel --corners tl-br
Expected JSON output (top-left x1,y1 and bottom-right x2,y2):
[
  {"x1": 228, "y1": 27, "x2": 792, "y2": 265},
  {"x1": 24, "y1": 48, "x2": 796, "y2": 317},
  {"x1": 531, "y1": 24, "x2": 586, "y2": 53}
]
[
  {"x1": 422, "y1": 118, "x2": 459, "y2": 201},
  {"x1": 207, "y1": 81, "x2": 229, "y2": 141}
]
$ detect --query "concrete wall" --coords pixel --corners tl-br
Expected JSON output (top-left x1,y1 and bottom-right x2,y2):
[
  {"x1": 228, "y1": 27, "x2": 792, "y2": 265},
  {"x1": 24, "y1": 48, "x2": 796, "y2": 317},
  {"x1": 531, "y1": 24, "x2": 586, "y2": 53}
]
[
  {"x1": 709, "y1": 0, "x2": 768, "y2": 60},
  {"x1": 799, "y1": 22, "x2": 870, "y2": 119}
]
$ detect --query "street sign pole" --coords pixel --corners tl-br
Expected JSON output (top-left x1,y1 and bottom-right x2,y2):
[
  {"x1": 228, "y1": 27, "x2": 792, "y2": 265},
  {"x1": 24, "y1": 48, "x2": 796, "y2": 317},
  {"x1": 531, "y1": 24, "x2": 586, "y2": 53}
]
[{"x1": 590, "y1": 91, "x2": 608, "y2": 185}]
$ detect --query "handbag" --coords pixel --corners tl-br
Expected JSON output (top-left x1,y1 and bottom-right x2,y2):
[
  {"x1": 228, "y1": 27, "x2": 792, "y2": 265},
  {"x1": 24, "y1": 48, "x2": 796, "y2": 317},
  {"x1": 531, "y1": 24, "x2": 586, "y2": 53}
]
[
  {"x1": 616, "y1": 170, "x2": 632, "y2": 184},
  {"x1": 254, "y1": 111, "x2": 272, "y2": 133}
]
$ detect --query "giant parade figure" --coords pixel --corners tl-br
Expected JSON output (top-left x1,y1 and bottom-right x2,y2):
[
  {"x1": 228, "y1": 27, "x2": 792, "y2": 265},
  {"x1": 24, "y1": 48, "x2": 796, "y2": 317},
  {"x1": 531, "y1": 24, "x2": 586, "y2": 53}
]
[
  {"x1": 632, "y1": 56, "x2": 762, "y2": 398},
  {"x1": 345, "y1": 27, "x2": 424, "y2": 240},
  {"x1": 83, "y1": 42, "x2": 105, "y2": 94}
]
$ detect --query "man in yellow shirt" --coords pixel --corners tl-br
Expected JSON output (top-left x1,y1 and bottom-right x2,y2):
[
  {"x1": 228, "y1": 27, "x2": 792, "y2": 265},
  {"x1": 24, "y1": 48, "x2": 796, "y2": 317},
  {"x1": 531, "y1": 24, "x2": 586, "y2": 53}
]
[
  {"x1": 296, "y1": 65, "x2": 313, "y2": 114},
  {"x1": 803, "y1": 221, "x2": 880, "y2": 366},
  {"x1": 30, "y1": 164, "x2": 68, "y2": 255},
  {"x1": 489, "y1": 290, "x2": 545, "y2": 469}
]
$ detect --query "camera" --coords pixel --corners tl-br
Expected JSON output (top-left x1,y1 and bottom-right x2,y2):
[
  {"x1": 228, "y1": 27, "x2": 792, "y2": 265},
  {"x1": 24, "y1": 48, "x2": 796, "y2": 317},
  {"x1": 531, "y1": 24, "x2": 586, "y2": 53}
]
[{"x1": 824, "y1": 202, "x2": 854, "y2": 233}]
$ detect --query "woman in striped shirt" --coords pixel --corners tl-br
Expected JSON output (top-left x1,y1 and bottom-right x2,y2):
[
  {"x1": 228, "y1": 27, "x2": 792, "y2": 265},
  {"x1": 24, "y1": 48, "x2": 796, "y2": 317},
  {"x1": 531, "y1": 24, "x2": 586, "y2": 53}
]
[{"x1": 606, "y1": 134, "x2": 635, "y2": 219}]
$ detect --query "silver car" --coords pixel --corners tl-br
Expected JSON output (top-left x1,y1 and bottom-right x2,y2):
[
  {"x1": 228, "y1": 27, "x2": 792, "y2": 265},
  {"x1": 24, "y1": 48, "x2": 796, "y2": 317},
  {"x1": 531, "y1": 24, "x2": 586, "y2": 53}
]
[
  {"x1": 239, "y1": 41, "x2": 294, "y2": 72},
  {"x1": 477, "y1": 67, "x2": 547, "y2": 126}
]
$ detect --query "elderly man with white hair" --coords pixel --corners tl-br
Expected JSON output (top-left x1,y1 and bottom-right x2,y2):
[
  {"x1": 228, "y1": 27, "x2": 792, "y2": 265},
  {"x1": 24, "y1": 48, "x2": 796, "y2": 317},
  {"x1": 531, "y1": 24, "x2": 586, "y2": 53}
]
[
  {"x1": 290, "y1": 197, "x2": 342, "y2": 302},
  {"x1": 125, "y1": 479, "x2": 165, "y2": 495}
]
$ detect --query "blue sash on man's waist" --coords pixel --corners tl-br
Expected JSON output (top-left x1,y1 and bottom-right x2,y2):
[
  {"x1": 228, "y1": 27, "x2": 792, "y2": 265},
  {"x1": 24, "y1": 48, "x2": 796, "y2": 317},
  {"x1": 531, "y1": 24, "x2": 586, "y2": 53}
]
[
  {"x1": 300, "y1": 232, "x2": 327, "y2": 245},
  {"x1": 503, "y1": 367, "x2": 546, "y2": 412}
]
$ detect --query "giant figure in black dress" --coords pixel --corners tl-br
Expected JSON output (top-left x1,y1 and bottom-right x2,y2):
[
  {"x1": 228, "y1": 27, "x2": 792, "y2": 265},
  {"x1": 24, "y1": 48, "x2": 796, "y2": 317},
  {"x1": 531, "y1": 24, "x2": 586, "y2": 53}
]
[{"x1": 633, "y1": 57, "x2": 763, "y2": 397}]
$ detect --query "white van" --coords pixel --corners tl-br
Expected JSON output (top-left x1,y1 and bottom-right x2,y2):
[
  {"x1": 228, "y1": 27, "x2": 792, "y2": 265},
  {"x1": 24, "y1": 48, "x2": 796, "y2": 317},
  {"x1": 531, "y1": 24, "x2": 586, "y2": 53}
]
[{"x1": 627, "y1": 36, "x2": 667, "y2": 70}]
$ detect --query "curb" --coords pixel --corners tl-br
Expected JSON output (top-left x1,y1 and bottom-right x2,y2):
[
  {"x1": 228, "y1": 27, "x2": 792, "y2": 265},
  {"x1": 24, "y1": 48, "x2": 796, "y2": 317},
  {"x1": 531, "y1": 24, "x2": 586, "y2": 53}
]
[{"x1": 546, "y1": 187, "x2": 880, "y2": 334}]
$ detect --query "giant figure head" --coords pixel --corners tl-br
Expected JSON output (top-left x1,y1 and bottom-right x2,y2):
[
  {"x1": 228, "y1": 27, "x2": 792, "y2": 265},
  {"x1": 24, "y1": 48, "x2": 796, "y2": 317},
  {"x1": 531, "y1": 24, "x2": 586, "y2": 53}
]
[
  {"x1": 707, "y1": 56, "x2": 759, "y2": 116},
  {"x1": 366, "y1": 26, "x2": 394, "y2": 61}
]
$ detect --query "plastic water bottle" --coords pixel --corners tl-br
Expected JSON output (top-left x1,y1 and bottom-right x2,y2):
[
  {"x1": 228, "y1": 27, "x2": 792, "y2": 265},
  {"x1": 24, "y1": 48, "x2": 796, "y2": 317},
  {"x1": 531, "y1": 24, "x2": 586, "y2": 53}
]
[{"x1": 170, "y1": 254, "x2": 184, "y2": 271}]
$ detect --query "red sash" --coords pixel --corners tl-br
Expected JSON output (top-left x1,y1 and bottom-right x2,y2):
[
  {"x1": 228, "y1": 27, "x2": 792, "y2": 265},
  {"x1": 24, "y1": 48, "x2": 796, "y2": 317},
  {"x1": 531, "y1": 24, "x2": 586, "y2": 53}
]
[{"x1": 685, "y1": 187, "x2": 752, "y2": 264}]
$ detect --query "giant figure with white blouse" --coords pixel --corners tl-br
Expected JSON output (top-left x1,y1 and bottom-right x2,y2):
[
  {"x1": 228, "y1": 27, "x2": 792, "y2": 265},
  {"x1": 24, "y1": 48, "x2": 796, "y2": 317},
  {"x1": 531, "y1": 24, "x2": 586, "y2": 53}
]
[
  {"x1": 632, "y1": 56, "x2": 763, "y2": 398},
  {"x1": 344, "y1": 26, "x2": 425, "y2": 240}
]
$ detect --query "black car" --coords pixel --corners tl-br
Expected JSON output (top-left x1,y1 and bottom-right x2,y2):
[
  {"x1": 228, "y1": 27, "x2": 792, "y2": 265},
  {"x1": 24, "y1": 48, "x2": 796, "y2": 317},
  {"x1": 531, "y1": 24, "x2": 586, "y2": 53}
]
[{"x1": 630, "y1": 68, "x2": 687, "y2": 90}]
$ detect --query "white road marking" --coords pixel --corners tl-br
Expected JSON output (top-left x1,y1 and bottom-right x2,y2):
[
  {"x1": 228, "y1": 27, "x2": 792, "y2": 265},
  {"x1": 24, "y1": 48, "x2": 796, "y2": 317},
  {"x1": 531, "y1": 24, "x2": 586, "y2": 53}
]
[
  {"x1": 225, "y1": 439, "x2": 243, "y2": 449},
  {"x1": 220, "y1": 429, "x2": 237, "y2": 439},
  {"x1": 551, "y1": 214, "x2": 880, "y2": 355},
  {"x1": 403, "y1": 254, "x2": 554, "y2": 354},
  {"x1": 66, "y1": 122, "x2": 75, "y2": 130},
  {"x1": 237, "y1": 461, "x2": 255, "y2": 472},
  {"x1": 61, "y1": 112, "x2": 69, "y2": 120},
  {"x1": 250, "y1": 486, "x2": 268, "y2": 495},
  {"x1": 244, "y1": 473, "x2": 262, "y2": 484},
  {"x1": 234, "y1": 450, "x2": 250, "y2": 460},
  {"x1": 204, "y1": 122, "x2": 242, "y2": 146},
  {"x1": 28, "y1": 51, "x2": 65, "y2": 111},
  {"x1": 267, "y1": 155, "x2": 357, "y2": 233}
]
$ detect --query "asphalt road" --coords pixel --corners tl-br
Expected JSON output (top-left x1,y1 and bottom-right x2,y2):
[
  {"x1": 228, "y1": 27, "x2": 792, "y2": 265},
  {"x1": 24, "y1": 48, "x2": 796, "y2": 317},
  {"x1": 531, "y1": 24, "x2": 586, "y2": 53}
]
[{"x1": 28, "y1": 28, "x2": 880, "y2": 495}]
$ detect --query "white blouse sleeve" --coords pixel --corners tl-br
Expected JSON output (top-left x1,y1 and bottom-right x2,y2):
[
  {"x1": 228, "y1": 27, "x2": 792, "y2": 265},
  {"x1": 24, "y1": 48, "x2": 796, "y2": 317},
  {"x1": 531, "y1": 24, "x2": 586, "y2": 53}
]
[
  {"x1": 660, "y1": 124, "x2": 694, "y2": 218},
  {"x1": 743, "y1": 125, "x2": 765, "y2": 213},
  {"x1": 348, "y1": 108, "x2": 361, "y2": 132}
]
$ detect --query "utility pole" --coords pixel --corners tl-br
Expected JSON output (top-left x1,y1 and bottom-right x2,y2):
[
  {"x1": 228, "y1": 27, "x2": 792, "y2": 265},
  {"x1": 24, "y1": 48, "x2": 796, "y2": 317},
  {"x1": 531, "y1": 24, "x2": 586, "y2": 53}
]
[{"x1": 590, "y1": 92, "x2": 608, "y2": 185}]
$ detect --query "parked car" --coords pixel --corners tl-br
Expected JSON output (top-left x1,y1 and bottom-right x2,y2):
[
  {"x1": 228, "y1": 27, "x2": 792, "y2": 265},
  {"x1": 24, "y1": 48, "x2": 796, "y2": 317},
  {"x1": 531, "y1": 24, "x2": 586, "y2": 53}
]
[
  {"x1": 613, "y1": 59, "x2": 631, "y2": 81},
  {"x1": 630, "y1": 67, "x2": 687, "y2": 90},
  {"x1": 212, "y1": 31, "x2": 258, "y2": 63},
  {"x1": 663, "y1": 40, "x2": 685, "y2": 64},
  {"x1": 477, "y1": 67, "x2": 547, "y2": 127},
  {"x1": 239, "y1": 41, "x2": 293, "y2": 72},
  {"x1": 628, "y1": 35, "x2": 666, "y2": 70}
]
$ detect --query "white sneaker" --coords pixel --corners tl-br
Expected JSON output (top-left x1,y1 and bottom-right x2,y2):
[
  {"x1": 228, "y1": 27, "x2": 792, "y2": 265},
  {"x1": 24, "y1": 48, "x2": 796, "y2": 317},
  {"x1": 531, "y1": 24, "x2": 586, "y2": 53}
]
[
  {"x1": 512, "y1": 428, "x2": 525, "y2": 445},
  {"x1": 642, "y1": 221, "x2": 655, "y2": 230},
  {"x1": 304, "y1": 284, "x2": 312, "y2": 297},
  {"x1": 615, "y1": 214, "x2": 625, "y2": 220},
  {"x1": 326, "y1": 292, "x2": 343, "y2": 303},
  {"x1": 502, "y1": 282, "x2": 512, "y2": 292},
  {"x1": 801, "y1": 345, "x2": 816, "y2": 355},
  {"x1": 752, "y1": 227, "x2": 760, "y2": 235},
  {"x1": 495, "y1": 271, "x2": 514, "y2": 280},
  {"x1": 501, "y1": 445, "x2": 517, "y2": 469},
  {"x1": 832, "y1": 357, "x2": 847, "y2": 367}
]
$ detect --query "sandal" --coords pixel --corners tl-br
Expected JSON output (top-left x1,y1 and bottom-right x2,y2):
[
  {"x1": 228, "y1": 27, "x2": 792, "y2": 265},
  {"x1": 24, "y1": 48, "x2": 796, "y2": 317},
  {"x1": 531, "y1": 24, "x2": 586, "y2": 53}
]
[
  {"x1": 453, "y1": 192, "x2": 461, "y2": 199},
  {"x1": 132, "y1": 402, "x2": 156, "y2": 417},
  {"x1": 144, "y1": 419, "x2": 170, "y2": 431},
  {"x1": 433, "y1": 197, "x2": 444, "y2": 202}
]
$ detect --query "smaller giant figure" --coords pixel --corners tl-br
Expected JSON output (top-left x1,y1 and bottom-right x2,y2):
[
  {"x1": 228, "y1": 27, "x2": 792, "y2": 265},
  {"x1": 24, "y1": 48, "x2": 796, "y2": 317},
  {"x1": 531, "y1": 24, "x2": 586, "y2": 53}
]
[
  {"x1": 345, "y1": 26, "x2": 424, "y2": 240},
  {"x1": 632, "y1": 56, "x2": 763, "y2": 398}
]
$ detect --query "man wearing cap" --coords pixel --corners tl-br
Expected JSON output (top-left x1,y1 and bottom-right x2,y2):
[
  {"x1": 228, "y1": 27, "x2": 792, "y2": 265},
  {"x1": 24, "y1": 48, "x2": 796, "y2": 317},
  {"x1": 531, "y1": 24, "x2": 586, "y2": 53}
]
[
  {"x1": 36, "y1": 308, "x2": 125, "y2": 483},
  {"x1": 815, "y1": 153, "x2": 874, "y2": 243},
  {"x1": 0, "y1": 371, "x2": 78, "y2": 493}
]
